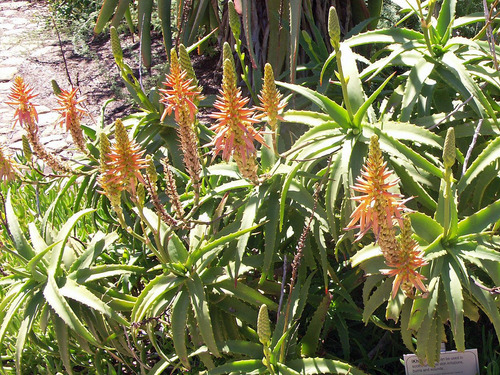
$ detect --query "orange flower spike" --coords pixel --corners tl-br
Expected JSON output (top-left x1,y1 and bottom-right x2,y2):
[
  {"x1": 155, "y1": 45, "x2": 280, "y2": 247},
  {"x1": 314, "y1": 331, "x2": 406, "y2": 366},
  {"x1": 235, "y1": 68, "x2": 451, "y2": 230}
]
[
  {"x1": 54, "y1": 87, "x2": 87, "y2": 131},
  {"x1": 384, "y1": 216, "x2": 428, "y2": 298},
  {"x1": 160, "y1": 49, "x2": 204, "y2": 122},
  {"x1": 6, "y1": 76, "x2": 39, "y2": 130},
  {"x1": 105, "y1": 119, "x2": 148, "y2": 194},
  {"x1": 209, "y1": 58, "x2": 266, "y2": 163},
  {"x1": 345, "y1": 135, "x2": 407, "y2": 240},
  {"x1": 54, "y1": 87, "x2": 88, "y2": 153}
]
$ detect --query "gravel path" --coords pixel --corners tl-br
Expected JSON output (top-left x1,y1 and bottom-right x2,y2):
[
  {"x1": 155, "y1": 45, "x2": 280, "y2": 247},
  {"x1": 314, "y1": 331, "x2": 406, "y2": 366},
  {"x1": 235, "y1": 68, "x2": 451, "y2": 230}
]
[{"x1": 0, "y1": 1, "x2": 76, "y2": 157}]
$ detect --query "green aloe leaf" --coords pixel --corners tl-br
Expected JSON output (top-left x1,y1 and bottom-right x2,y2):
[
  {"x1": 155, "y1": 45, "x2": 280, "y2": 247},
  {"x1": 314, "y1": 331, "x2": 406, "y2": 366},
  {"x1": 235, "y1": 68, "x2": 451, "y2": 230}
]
[
  {"x1": 362, "y1": 278, "x2": 392, "y2": 323},
  {"x1": 137, "y1": 0, "x2": 153, "y2": 68},
  {"x1": 469, "y1": 280, "x2": 500, "y2": 340},
  {"x1": 441, "y1": 261, "x2": 465, "y2": 351},
  {"x1": 214, "y1": 279, "x2": 278, "y2": 311},
  {"x1": 400, "y1": 58, "x2": 435, "y2": 122},
  {"x1": 53, "y1": 313, "x2": 73, "y2": 375},
  {"x1": 353, "y1": 72, "x2": 395, "y2": 127},
  {"x1": 43, "y1": 275, "x2": 99, "y2": 346},
  {"x1": 219, "y1": 340, "x2": 263, "y2": 358},
  {"x1": 186, "y1": 273, "x2": 220, "y2": 357},
  {"x1": 187, "y1": 222, "x2": 263, "y2": 268},
  {"x1": 436, "y1": 0, "x2": 456, "y2": 40},
  {"x1": 458, "y1": 136, "x2": 500, "y2": 193},
  {"x1": 345, "y1": 28, "x2": 424, "y2": 48},
  {"x1": 132, "y1": 274, "x2": 184, "y2": 322},
  {"x1": 94, "y1": 0, "x2": 119, "y2": 33},
  {"x1": 301, "y1": 292, "x2": 332, "y2": 356},
  {"x1": 456, "y1": 198, "x2": 500, "y2": 236},
  {"x1": 49, "y1": 209, "x2": 95, "y2": 274},
  {"x1": 260, "y1": 190, "x2": 280, "y2": 282},
  {"x1": 171, "y1": 289, "x2": 191, "y2": 369},
  {"x1": 15, "y1": 291, "x2": 44, "y2": 375},
  {"x1": 400, "y1": 300, "x2": 415, "y2": 352},
  {"x1": 6, "y1": 191, "x2": 34, "y2": 261},
  {"x1": 59, "y1": 278, "x2": 128, "y2": 326},
  {"x1": 277, "y1": 81, "x2": 350, "y2": 126},
  {"x1": 340, "y1": 44, "x2": 364, "y2": 115},
  {"x1": 207, "y1": 359, "x2": 266, "y2": 374},
  {"x1": 0, "y1": 280, "x2": 36, "y2": 343},
  {"x1": 282, "y1": 110, "x2": 334, "y2": 127},
  {"x1": 409, "y1": 212, "x2": 443, "y2": 244},
  {"x1": 437, "y1": 52, "x2": 496, "y2": 121},
  {"x1": 287, "y1": 358, "x2": 366, "y2": 374},
  {"x1": 69, "y1": 265, "x2": 144, "y2": 284}
]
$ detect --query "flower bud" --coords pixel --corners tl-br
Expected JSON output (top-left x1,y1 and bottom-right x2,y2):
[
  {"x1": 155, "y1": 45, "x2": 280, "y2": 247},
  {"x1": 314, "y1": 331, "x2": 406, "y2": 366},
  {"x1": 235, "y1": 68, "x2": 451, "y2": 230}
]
[
  {"x1": 257, "y1": 304, "x2": 271, "y2": 346},
  {"x1": 110, "y1": 26, "x2": 123, "y2": 64},
  {"x1": 328, "y1": 6, "x2": 340, "y2": 49},
  {"x1": 228, "y1": 0, "x2": 241, "y2": 40},
  {"x1": 22, "y1": 135, "x2": 32, "y2": 161},
  {"x1": 443, "y1": 127, "x2": 455, "y2": 169}
]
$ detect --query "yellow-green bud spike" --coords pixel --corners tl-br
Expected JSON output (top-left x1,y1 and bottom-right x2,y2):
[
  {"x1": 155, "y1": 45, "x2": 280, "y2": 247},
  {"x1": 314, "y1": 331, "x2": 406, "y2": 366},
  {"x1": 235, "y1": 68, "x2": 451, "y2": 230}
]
[
  {"x1": 99, "y1": 132, "x2": 111, "y2": 169},
  {"x1": 328, "y1": 6, "x2": 340, "y2": 49},
  {"x1": 443, "y1": 127, "x2": 455, "y2": 169},
  {"x1": 51, "y1": 80, "x2": 62, "y2": 96},
  {"x1": 257, "y1": 304, "x2": 271, "y2": 346},
  {"x1": 22, "y1": 135, "x2": 32, "y2": 161},
  {"x1": 146, "y1": 155, "x2": 158, "y2": 184},
  {"x1": 114, "y1": 119, "x2": 129, "y2": 150},
  {"x1": 228, "y1": 0, "x2": 241, "y2": 40},
  {"x1": 222, "y1": 42, "x2": 235, "y2": 68},
  {"x1": 222, "y1": 58, "x2": 237, "y2": 93},
  {"x1": 178, "y1": 44, "x2": 198, "y2": 85},
  {"x1": 170, "y1": 48, "x2": 180, "y2": 72},
  {"x1": 110, "y1": 26, "x2": 123, "y2": 64},
  {"x1": 136, "y1": 183, "x2": 145, "y2": 205}
]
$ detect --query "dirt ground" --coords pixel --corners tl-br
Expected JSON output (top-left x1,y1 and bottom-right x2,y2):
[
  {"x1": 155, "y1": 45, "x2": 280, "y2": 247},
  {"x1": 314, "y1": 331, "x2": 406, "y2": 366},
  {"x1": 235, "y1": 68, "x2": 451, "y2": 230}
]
[{"x1": 16, "y1": 2, "x2": 222, "y2": 128}]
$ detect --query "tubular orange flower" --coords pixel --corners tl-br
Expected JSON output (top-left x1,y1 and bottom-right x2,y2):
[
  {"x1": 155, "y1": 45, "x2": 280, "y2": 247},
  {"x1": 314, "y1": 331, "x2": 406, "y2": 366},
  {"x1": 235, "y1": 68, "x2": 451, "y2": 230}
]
[
  {"x1": 345, "y1": 136, "x2": 408, "y2": 241},
  {"x1": 209, "y1": 58, "x2": 266, "y2": 164},
  {"x1": 160, "y1": 49, "x2": 204, "y2": 122},
  {"x1": 54, "y1": 87, "x2": 88, "y2": 153},
  {"x1": 5, "y1": 76, "x2": 38, "y2": 130},
  {"x1": 346, "y1": 135, "x2": 427, "y2": 298},
  {"x1": 160, "y1": 48, "x2": 204, "y2": 199},
  {"x1": 383, "y1": 216, "x2": 428, "y2": 298},
  {"x1": 104, "y1": 119, "x2": 148, "y2": 194}
]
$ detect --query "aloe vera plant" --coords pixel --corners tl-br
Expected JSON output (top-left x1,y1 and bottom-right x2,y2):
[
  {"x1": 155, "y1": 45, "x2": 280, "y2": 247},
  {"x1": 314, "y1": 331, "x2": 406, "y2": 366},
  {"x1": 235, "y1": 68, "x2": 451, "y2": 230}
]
[{"x1": 0, "y1": 192, "x2": 141, "y2": 374}]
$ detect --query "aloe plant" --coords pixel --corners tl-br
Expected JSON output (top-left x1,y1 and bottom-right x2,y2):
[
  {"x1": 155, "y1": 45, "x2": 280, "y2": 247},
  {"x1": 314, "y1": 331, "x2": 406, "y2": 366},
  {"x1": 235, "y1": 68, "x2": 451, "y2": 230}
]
[
  {"x1": 0, "y1": 192, "x2": 141, "y2": 374},
  {"x1": 351, "y1": 129, "x2": 500, "y2": 365}
]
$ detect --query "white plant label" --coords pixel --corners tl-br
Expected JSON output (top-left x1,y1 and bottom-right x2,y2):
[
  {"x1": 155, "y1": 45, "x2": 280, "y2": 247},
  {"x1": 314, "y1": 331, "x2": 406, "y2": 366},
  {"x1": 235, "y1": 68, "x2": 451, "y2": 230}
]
[{"x1": 404, "y1": 349, "x2": 479, "y2": 375}]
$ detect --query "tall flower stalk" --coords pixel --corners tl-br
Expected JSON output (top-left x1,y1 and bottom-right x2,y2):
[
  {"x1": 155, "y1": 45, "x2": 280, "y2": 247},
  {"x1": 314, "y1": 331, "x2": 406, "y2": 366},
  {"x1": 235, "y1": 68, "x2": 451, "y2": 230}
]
[
  {"x1": 255, "y1": 63, "x2": 286, "y2": 155},
  {"x1": 54, "y1": 87, "x2": 89, "y2": 154},
  {"x1": 160, "y1": 48, "x2": 204, "y2": 202},
  {"x1": 346, "y1": 135, "x2": 427, "y2": 298},
  {"x1": 6, "y1": 76, "x2": 73, "y2": 174},
  {"x1": 209, "y1": 58, "x2": 267, "y2": 184}
]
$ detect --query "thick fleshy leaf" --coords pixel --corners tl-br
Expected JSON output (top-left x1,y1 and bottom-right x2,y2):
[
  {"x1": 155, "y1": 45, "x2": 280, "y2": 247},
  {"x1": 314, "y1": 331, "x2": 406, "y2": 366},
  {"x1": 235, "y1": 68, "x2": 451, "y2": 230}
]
[
  {"x1": 277, "y1": 81, "x2": 350, "y2": 126},
  {"x1": 458, "y1": 137, "x2": 500, "y2": 193},
  {"x1": 186, "y1": 274, "x2": 220, "y2": 357},
  {"x1": 441, "y1": 261, "x2": 465, "y2": 351}
]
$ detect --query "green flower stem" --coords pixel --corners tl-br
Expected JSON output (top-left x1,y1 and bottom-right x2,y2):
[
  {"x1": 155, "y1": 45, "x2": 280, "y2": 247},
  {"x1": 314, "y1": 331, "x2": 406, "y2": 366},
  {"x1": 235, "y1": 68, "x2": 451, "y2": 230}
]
[
  {"x1": 334, "y1": 46, "x2": 355, "y2": 125},
  {"x1": 443, "y1": 168, "x2": 452, "y2": 239},
  {"x1": 417, "y1": 0, "x2": 436, "y2": 56},
  {"x1": 234, "y1": 39, "x2": 259, "y2": 103},
  {"x1": 133, "y1": 197, "x2": 170, "y2": 263}
]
